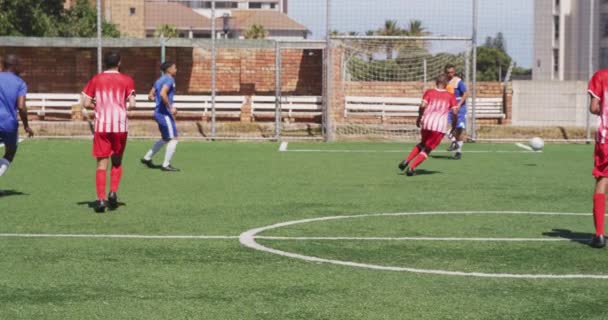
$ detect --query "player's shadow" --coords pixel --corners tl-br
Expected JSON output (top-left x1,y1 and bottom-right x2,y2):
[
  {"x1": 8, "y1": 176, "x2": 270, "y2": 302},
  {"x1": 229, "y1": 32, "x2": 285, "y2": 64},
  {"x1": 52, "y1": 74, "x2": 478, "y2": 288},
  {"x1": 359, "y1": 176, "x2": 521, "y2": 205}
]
[
  {"x1": 430, "y1": 155, "x2": 455, "y2": 160},
  {"x1": 542, "y1": 229, "x2": 593, "y2": 246},
  {"x1": 398, "y1": 169, "x2": 441, "y2": 176},
  {"x1": 77, "y1": 200, "x2": 127, "y2": 212},
  {"x1": 0, "y1": 190, "x2": 27, "y2": 198}
]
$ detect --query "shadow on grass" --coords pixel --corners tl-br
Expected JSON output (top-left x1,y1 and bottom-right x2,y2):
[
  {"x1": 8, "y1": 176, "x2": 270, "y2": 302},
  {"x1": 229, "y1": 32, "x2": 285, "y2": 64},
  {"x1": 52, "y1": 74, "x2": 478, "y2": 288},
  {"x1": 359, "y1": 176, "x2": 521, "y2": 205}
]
[
  {"x1": 542, "y1": 229, "x2": 593, "y2": 246},
  {"x1": 77, "y1": 200, "x2": 127, "y2": 212},
  {"x1": 0, "y1": 190, "x2": 27, "y2": 198},
  {"x1": 430, "y1": 155, "x2": 455, "y2": 160},
  {"x1": 398, "y1": 169, "x2": 442, "y2": 176}
]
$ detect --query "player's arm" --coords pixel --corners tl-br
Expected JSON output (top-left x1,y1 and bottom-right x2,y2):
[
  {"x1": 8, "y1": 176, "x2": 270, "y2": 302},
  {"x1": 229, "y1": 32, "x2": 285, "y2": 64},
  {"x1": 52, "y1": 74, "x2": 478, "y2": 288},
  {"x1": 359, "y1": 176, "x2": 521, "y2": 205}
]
[
  {"x1": 458, "y1": 90, "x2": 469, "y2": 108},
  {"x1": 416, "y1": 100, "x2": 428, "y2": 128},
  {"x1": 160, "y1": 84, "x2": 177, "y2": 116},
  {"x1": 17, "y1": 96, "x2": 34, "y2": 137},
  {"x1": 450, "y1": 106, "x2": 459, "y2": 129},
  {"x1": 127, "y1": 93, "x2": 136, "y2": 111},
  {"x1": 590, "y1": 94, "x2": 601, "y2": 116},
  {"x1": 148, "y1": 87, "x2": 156, "y2": 101}
]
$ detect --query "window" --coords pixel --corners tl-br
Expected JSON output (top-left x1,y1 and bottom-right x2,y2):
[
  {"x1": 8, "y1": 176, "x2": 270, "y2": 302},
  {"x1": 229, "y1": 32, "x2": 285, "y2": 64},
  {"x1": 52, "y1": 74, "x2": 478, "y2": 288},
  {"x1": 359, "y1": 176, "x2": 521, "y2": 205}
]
[
  {"x1": 249, "y1": 2, "x2": 263, "y2": 9},
  {"x1": 553, "y1": 48, "x2": 559, "y2": 75},
  {"x1": 601, "y1": 48, "x2": 608, "y2": 69},
  {"x1": 129, "y1": 7, "x2": 136, "y2": 16},
  {"x1": 602, "y1": 14, "x2": 608, "y2": 38},
  {"x1": 202, "y1": 2, "x2": 237, "y2": 8},
  {"x1": 554, "y1": 16, "x2": 560, "y2": 40},
  {"x1": 270, "y1": 3, "x2": 277, "y2": 9}
]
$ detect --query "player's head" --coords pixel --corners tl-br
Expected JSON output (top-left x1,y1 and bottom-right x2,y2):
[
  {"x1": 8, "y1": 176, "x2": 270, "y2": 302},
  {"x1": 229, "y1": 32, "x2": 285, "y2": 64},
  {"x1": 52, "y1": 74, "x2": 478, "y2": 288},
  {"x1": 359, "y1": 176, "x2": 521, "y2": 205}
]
[
  {"x1": 436, "y1": 74, "x2": 449, "y2": 88},
  {"x1": 161, "y1": 61, "x2": 177, "y2": 77},
  {"x1": 104, "y1": 51, "x2": 121, "y2": 70},
  {"x1": 444, "y1": 64, "x2": 456, "y2": 79},
  {"x1": 2, "y1": 54, "x2": 21, "y2": 75}
]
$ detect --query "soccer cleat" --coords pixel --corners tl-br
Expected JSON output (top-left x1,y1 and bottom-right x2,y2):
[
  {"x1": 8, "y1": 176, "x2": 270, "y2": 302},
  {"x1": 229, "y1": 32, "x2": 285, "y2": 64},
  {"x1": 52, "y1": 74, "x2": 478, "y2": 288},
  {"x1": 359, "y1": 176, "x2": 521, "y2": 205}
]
[
  {"x1": 108, "y1": 192, "x2": 118, "y2": 210},
  {"x1": 95, "y1": 200, "x2": 107, "y2": 213},
  {"x1": 161, "y1": 164, "x2": 180, "y2": 172},
  {"x1": 590, "y1": 235, "x2": 606, "y2": 248},
  {"x1": 447, "y1": 141, "x2": 457, "y2": 151},
  {"x1": 406, "y1": 168, "x2": 416, "y2": 177},
  {"x1": 453, "y1": 152, "x2": 462, "y2": 160},
  {"x1": 140, "y1": 158, "x2": 154, "y2": 168},
  {"x1": 398, "y1": 160, "x2": 409, "y2": 171}
]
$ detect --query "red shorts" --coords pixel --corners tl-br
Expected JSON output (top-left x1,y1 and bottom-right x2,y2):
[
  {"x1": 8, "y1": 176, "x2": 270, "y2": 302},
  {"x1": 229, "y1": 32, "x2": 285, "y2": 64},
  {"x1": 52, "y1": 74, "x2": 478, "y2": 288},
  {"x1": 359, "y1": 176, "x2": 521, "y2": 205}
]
[
  {"x1": 594, "y1": 142, "x2": 608, "y2": 178},
  {"x1": 420, "y1": 129, "x2": 445, "y2": 151},
  {"x1": 93, "y1": 132, "x2": 128, "y2": 158}
]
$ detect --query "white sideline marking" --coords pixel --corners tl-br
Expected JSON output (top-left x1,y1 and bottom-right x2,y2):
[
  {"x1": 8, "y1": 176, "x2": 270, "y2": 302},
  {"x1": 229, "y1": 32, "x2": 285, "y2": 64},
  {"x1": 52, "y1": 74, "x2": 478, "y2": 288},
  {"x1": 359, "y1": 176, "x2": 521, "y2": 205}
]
[
  {"x1": 256, "y1": 236, "x2": 583, "y2": 242},
  {"x1": 240, "y1": 211, "x2": 608, "y2": 280},
  {"x1": 0, "y1": 233, "x2": 239, "y2": 240},
  {"x1": 283, "y1": 148, "x2": 538, "y2": 154},
  {"x1": 279, "y1": 141, "x2": 289, "y2": 152},
  {"x1": 515, "y1": 143, "x2": 535, "y2": 152},
  {"x1": 0, "y1": 138, "x2": 25, "y2": 148}
]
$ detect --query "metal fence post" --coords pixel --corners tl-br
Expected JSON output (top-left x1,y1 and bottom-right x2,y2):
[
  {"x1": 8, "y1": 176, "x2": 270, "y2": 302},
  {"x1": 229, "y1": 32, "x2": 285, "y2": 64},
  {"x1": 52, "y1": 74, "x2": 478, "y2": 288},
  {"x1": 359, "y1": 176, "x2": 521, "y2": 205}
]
[
  {"x1": 275, "y1": 40, "x2": 282, "y2": 140},
  {"x1": 324, "y1": 0, "x2": 334, "y2": 142},
  {"x1": 471, "y1": 0, "x2": 478, "y2": 141},
  {"x1": 211, "y1": 0, "x2": 217, "y2": 140},
  {"x1": 96, "y1": 0, "x2": 102, "y2": 73},
  {"x1": 587, "y1": 0, "x2": 595, "y2": 144}
]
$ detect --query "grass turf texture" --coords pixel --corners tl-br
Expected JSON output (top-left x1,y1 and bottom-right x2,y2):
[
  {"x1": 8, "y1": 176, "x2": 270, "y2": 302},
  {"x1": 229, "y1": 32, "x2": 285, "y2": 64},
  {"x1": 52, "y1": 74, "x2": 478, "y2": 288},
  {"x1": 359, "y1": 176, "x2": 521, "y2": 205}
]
[{"x1": 1, "y1": 140, "x2": 608, "y2": 319}]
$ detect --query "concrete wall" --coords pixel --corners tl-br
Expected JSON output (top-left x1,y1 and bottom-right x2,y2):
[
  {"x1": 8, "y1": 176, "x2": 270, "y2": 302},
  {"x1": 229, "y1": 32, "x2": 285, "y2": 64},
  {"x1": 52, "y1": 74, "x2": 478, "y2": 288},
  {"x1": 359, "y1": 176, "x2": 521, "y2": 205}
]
[{"x1": 512, "y1": 80, "x2": 591, "y2": 126}]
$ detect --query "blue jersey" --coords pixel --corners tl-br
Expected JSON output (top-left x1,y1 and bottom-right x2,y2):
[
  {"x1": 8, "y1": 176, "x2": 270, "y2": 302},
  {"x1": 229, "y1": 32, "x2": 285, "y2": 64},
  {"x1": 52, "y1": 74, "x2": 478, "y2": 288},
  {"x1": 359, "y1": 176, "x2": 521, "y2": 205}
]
[
  {"x1": 447, "y1": 77, "x2": 468, "y2": 105},
  {"x1": 0, "y1": 72, "x2": 27, "y2": 132},
  {"x1": 154, "y1": 75, "x2": 175, "y2": 116}
]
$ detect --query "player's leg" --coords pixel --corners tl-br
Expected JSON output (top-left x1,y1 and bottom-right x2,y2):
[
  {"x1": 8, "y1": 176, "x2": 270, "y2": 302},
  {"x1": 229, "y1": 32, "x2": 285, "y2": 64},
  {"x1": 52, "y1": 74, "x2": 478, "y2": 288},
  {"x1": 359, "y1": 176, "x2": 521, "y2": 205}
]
[
  {"x1": 0, "y1": 130, "x2": 19, "y2": 177},
  {"x1": 93, "y1": 133, "x2": 113, "y2": 212},
  {"x1": 161, "y1": 116, "x2": 179, "y2": 172},
  {"x1": 108, "y1": 133, "x2": 128, "y2": 210},
  {"x1": 399, "y1": 142, "x2": 423, "y2": 171},
  {"x1": 141, "y1": 120, "x2": 167, "y2": 167},
  {"x1": 407, "y1": 131, "x2": 444, "y2": 176},
  {"x1": 446, "y1": 112, "x2": 457, "y2": 151},
  {"x1": 591, "y1": 143, "x2": 608, "y2": 247},
  {"x1": 453, "y1": 106, "x2": 467, "y2": 160}
]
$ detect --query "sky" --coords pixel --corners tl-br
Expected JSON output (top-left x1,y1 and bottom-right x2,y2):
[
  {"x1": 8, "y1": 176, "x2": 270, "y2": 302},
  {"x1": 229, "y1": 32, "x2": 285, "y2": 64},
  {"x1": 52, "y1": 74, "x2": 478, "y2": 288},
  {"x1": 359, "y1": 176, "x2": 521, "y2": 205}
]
[{"x1": 288, "y1": 0, "x2": 533, "y2": 68}]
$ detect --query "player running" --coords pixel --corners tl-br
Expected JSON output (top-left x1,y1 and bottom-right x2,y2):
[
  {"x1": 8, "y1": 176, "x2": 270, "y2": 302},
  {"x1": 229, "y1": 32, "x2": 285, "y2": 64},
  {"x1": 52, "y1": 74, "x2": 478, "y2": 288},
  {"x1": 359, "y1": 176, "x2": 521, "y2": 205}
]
[
  {"x1": 445, "y1": 64, "x2": 468, "y2": 160},
  {"x1": 0, "y1": 54, "x2": 34, "y2": 185},
  {"x1": 587, "y1": 68, "x2": 608, "y2": 247},
  {"x1": 81, "y1": 51, "x2": 136, "y2": 213},
  {"x1": 141, "y1": 61, "x2": 180, "y2": 172},
  {"x1": 398, "y1": 74, "x2": 458, "y2": 176}
]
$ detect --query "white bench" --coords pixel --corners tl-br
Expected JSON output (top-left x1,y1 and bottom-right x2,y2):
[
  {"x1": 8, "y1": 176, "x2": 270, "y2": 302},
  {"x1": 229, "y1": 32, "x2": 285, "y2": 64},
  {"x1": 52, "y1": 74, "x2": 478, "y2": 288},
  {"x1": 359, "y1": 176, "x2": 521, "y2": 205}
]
[
  {"x1": 26, "y1": 93, "x2": 246, "y2": 118},
  {"x1": 26, "y1": 93, "x2": 81, "y2": 118},
  {"x1": 344, "y1": 96, "x2": 505, "y2": 119},
  {"x1": 251, "y1": 96, "x2": 323, "y2": 119}
]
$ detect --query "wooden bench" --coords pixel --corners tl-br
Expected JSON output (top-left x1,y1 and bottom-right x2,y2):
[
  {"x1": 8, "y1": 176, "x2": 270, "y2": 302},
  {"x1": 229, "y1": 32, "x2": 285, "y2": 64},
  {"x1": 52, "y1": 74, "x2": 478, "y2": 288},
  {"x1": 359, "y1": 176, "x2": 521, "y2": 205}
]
[
  {"x1": 344, "y1": 96, "x2": 505, "y2": 119},
  {"x1": 251, "y1": 96, "x2": 323, "y2": 121},
  {"x1": 26, "y1": 93, "x2": 81, "y2": 119}
]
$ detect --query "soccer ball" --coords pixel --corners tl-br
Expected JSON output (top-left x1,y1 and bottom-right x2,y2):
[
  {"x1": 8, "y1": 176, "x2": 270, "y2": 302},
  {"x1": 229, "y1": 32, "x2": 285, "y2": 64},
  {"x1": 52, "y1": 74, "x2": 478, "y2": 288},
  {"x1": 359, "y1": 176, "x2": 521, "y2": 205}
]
[{"x1": 529, "y1": 137, "x2": 544, "y2": 151}]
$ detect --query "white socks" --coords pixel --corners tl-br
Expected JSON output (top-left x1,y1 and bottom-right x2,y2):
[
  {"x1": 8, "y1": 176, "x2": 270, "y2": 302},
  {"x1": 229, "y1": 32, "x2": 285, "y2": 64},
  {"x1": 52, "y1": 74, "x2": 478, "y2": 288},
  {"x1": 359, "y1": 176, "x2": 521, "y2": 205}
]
[
  {"x1": 144, "y1": 140, "x2": 166, "y2": 161},
  {"x1": 456, "y1": 141, "x2": 464, "y2": 153},
  {"x1": 163, "y1": 140, "x2": 178, "y2": 167},
  {"x1": 0, "y1": 158, "x2": 10, "y2": 177}
]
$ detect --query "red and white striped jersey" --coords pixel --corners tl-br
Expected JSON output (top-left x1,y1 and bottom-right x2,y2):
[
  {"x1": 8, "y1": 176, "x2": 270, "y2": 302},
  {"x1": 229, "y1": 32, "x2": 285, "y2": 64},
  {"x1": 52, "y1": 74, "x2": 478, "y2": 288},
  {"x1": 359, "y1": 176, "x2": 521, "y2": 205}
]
[
  {"x1": 82, "y1": 71, "x2": 135, "y2": 133},
  {"x1": 420, "y1": 89, "x2": 458, "y2": 133},
  {"x1": 589, "y1": 69, "x2": 608, "y2": 144}
]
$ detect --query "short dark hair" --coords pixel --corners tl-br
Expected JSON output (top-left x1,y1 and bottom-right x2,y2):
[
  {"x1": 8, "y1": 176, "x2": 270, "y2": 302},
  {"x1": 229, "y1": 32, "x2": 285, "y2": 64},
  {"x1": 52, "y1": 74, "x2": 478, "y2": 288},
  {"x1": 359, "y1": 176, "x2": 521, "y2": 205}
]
[
  {"x1": 160, "y1": 61, "x2": 175, "y2": 73},
  {"x1": 436, "y1": 74, "x2": 449, "y2": 86},
  {"x1": 2, "y1": 54, "x2": 19, "y2": 70},
  {"x1": 444, "y1": 64, "x2": 455, "y2": 72},
  {"x1": 104, "y1": 51, "x2": 121, "y2": 69}
]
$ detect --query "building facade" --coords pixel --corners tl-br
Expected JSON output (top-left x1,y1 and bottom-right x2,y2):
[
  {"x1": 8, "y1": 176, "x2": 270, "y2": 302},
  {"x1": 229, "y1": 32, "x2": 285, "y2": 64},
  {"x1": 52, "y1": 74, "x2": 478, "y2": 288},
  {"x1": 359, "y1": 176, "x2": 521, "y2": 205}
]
[{"x1": 533, "y1": 0, "x2": 608, "y2": 81}]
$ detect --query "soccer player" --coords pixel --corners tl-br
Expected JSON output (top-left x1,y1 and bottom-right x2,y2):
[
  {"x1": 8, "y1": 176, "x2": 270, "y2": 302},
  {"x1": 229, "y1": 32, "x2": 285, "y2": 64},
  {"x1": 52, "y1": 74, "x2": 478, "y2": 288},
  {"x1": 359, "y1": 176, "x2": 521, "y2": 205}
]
[
  {"x1": 141, "y1": 61, "x2": 180, "y2": 172},
  {"x1": 81, "y1": 51, "x2": 136, "y2": 213},
  {"x1": 445, "y1": 64, "x2": 469, "y2": 160},
  {"x1": 398, "y1": 74, "x2": 458, "y2": 176},
  {"x1": 0, "y1": 54, "x2": 34, "y2": 182},
  {"x1": 587, "y1": 68, "x2": 608, "y2": 247}
]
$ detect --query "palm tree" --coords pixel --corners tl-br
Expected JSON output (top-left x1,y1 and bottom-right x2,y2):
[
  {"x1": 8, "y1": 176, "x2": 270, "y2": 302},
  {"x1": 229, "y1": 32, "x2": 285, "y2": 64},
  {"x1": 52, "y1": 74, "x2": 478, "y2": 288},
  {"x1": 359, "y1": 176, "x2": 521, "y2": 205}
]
[
  {"x1": 244, "y1": 24, "x2": 267, "y2": 39},
  {"x1": 154, "y1": 24, "x2": 179, "y2": 39},
  {"x1": 377, "y1": 20, "x2": 403, "y2": 59}
]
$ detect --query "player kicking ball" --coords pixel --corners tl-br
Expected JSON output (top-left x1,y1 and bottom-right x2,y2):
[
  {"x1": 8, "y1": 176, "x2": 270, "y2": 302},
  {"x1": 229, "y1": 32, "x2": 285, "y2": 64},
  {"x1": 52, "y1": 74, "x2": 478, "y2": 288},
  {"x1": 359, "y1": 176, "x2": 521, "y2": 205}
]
[
  {"x1": 0, "y1": 54, "x2": 34, "y2": 188},
  {"x1": 398, "y1": 74, "x2": 458, "y2": 176},
  {"x1": 141, "y1": 61, "x2": 180, "y2": 172},
  {"x1": 82, "y1": 51, "x2": 136, "y2": 213}
]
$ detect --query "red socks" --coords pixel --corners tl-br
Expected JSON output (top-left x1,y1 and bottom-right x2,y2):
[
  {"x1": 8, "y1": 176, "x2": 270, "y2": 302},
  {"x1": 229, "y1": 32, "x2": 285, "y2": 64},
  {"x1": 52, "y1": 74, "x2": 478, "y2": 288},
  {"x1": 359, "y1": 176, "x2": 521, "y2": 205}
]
[
  {"x1": 96, "y1": 169, "x2": 106, "y2": 201},
  {"x1": 594, "y1": 193, "x2": 606, "y2": 237},
  {"x1": 410, "y1": 152, "x2": 428, "y2": 169},
  {"x1": 406, "y1": 145, "x2": 422, "y2": 163},
  {"x1": 110, "y1": 166, "x2": 123, "y2": 193}
]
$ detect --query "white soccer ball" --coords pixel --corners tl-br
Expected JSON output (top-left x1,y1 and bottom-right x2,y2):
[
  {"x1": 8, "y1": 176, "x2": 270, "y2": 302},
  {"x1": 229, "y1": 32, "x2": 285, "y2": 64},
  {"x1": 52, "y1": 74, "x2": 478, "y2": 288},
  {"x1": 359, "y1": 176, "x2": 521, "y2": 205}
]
[{"x1": 529, "y1": 137, "x2": 544, "y2": 151}]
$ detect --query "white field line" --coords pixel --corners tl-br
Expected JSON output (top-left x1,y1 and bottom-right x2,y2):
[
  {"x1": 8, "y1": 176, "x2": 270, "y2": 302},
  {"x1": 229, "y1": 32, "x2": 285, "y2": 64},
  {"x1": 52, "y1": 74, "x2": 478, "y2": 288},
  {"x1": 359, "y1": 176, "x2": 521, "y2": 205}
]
[
  {"x1": 285, "y1": 149, "x2": 538, "y2": 154},
  {"x1": 515, "y1": 143, "x2": 535, "y2": 152},
  {"x1": 0, "y1": 233, "x2": 239, "y2": 240},
  {"x1": 239, "y1": 211, "x2": 608, "y2": 280},
  {"x1": 256, "y1": 236, "x2": 583, "y2": 242}
]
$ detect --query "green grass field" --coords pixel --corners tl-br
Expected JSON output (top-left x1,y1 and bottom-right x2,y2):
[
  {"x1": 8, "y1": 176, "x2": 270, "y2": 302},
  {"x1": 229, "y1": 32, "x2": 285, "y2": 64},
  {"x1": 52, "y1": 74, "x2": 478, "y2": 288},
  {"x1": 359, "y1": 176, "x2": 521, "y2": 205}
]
[{"x1": 1, "y1": 139, "x2": 608, "y2": 319}]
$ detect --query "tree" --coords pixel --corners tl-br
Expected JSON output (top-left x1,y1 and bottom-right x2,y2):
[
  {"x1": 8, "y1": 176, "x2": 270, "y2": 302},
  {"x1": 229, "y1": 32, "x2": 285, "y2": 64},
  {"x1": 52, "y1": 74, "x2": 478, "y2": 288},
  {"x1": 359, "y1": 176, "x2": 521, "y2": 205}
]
[
  {"x1": 476, "y1": 46, "x2": 511, "y2": 81},
  {"x1": 63, "y1": 0, "x2": 120, "y2": 38},
  {"x1": 243, "y1": 24, "x2": 267, "y2": 39},
  {"x1": 377, "y1": 20, "x2": 403, "y2": 59},
  {"x1": 154, "y1": 24, "x2": 179, "y2": 39}
]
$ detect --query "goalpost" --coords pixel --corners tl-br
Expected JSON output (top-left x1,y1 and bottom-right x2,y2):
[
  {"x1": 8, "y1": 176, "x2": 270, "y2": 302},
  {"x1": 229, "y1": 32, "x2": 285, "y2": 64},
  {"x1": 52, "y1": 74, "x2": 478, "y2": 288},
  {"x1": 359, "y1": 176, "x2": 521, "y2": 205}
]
[{"x1": 330, "y1": 35, "x2": 474, "y2": 141}]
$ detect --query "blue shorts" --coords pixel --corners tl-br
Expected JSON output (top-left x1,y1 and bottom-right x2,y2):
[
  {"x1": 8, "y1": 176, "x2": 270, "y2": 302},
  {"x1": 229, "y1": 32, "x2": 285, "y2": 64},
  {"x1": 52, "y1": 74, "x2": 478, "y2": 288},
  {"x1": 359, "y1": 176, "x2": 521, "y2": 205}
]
[
  {"x1": 448, "y1": 105, "x2": 467, "y2": 129},
  {"x1": 0, "y1": 130, "x2": 18, "y2": 147},
  {"x1": 155, "y1": 114, "x2": 178, "y2": 140}
]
